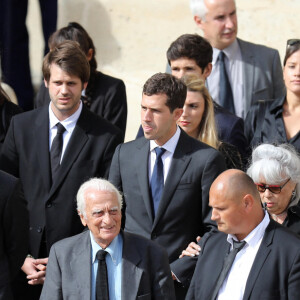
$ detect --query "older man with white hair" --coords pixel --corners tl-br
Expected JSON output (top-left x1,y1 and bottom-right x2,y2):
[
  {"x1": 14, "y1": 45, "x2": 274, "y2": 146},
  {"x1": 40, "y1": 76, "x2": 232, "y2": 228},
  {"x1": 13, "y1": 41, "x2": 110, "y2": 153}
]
[
  {"x1": 190, "y1": 0, "x2": 285, "y2": 118},
  {"x1": 40, "y1": 178, "x2": 175, "y2": 300}
]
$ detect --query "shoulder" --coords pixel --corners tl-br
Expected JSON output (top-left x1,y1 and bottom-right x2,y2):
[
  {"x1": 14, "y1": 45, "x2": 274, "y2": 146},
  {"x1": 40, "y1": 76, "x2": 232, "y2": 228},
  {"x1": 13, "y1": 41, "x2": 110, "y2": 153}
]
[
  {"x1": 214, "y1": 102, "x2": 243, "y2": 126},
  {"x1": 94, "y1": 71, "x2": 125, "y2": 88},
  {"x1": 11, "y1": 106, "x2": 46, "y2": 123},
  {"x1": 238, "y1": 38, "x2": 279, "y2": 55},
  {"x1": 123, "y1": 231, "x2": 166, "y2": 254},
  {"x1": 51, "y1": 231, "x2": 89, "y2": 253}
]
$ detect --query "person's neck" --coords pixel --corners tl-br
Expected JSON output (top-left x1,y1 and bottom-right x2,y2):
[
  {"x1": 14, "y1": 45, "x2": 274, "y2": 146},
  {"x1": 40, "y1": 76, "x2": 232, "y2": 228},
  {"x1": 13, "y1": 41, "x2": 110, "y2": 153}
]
[{"x1": 285, "y1": 91, "x2": 300, "y2": 112}]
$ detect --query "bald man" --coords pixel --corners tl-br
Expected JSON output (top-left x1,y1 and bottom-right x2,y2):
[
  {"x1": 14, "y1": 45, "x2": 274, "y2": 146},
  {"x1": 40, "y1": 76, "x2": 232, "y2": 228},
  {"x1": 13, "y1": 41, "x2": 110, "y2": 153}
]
[{"x1": 184, "y1": 170, "x2": 300, "y2": 300}]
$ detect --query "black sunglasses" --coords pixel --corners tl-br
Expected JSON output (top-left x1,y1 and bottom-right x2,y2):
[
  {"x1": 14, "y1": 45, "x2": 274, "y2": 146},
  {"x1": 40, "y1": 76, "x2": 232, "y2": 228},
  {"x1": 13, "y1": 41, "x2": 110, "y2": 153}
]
[
  {"x1": 287, "y1": 39, "x2": 300, "y2": 48},
  {"x1": 255, "y1": 178, "x2": 291, "y2": 194}
]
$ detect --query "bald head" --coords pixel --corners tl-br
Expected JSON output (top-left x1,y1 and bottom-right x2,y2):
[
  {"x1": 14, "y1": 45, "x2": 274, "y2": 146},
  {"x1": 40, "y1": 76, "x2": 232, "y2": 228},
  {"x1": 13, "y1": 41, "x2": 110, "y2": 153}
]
[{"x1": 209, "y1": 169, "x2": 264, "y2": 240}]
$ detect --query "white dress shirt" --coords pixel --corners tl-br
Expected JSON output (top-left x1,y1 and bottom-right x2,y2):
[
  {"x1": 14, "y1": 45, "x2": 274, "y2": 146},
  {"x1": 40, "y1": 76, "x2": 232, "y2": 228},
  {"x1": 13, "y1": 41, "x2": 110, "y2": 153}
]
[
  {"x1": 217, "y1": 211, "x2": 270, "y2": 300},
  {"x1": 49, "y1": 101, "x2": 82, "y2": 162},
  {"x1": 207, "y1": 39, "x2": 245, "y2": 118},
  {"x1": 148, "y1": 126, "x2": 181, "y2": 183}
]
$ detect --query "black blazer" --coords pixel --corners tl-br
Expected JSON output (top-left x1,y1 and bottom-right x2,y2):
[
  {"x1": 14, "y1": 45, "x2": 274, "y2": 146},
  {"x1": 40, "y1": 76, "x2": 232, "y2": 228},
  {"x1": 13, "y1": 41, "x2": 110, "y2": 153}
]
[
  {"x1": 0, "y1": 170, "x2": 28, "y2": 300},
  {"x1": 109, "y1": 130, "x2": 226, "y2": 298},
  {"x1": 186, "y1": 220, "x2": 300, "y2": 300},
  {"x1": 35, "y1": 71, "x2": 127, "y2": 136},
  {"x1": 0, "y1": 105, "x2": 123, "y2": 257}
]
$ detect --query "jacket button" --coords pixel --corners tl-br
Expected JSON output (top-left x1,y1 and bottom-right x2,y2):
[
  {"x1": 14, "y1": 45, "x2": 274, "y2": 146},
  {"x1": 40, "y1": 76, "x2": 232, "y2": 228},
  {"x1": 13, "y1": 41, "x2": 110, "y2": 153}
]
[
  {"x1": 37, "y1": 227, "x2": 42, "y2": 233},
  {"x1": 46, "y1": 203, "x2": 52, "y2": 208}
]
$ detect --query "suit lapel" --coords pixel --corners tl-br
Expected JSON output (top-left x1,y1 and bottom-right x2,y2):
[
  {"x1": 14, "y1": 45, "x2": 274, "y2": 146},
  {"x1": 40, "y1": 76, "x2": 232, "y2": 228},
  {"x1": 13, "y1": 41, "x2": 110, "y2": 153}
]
[
  {"x1": 35, "y1": 106, "x2": 52, "y2": 192},
  {"x1": 153, "y1": 131, "x2": 192, "y2": 229},
  {"x1": 121, "y1": 232, "x2": 143, "y2": 300},
  {"x1": 136, "y1": 139, "x2": 154, "y2": 223},
  {"x1": 242, "y1": 221, "x2": 275, "y2": 300},
  {"x1": 48, "y1": 107, "x2": 89, "y2": 199},
  {"x1": 238, "y1": 38, "x2": 255, "y2": 114},
  {"x1": 71, "y1": 231, "x2": 92, "y2": 299}
]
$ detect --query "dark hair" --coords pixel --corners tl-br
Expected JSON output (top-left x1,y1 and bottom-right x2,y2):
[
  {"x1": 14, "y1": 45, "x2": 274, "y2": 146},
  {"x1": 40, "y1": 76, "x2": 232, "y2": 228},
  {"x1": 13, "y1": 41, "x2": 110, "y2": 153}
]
[
  {"x1": 48, "y1": 22, "x2": 97, "y2": 73},
  {"x1": 167, "y1": 34, "x2": 212, "y2": 71},
  {"x1": 42, "y1": 40, "x2": 90, "y2": 84},
  {"x1": 143, "y1": 73, "x2": 186, "y2": 112},
  {"x1": 284, "y1": 42, "x2": 300, "y2": 66}
]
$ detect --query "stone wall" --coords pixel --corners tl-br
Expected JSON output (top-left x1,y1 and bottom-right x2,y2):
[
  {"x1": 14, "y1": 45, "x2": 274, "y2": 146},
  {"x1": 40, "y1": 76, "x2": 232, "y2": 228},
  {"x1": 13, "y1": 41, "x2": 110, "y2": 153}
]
[{"x1": 27, "y1": 0, "x2": 299, "y2": 141}]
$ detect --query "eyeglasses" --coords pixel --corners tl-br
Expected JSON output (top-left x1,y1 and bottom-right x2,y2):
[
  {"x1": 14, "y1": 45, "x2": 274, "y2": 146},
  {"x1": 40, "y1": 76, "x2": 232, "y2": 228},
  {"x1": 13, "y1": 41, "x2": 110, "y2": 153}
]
[
  {"x1": 287, "y1": 39, "x2": 300, "y2": 48},
  {"x1": 255, "y1": 178, "x2": 291, "y2": 194}
]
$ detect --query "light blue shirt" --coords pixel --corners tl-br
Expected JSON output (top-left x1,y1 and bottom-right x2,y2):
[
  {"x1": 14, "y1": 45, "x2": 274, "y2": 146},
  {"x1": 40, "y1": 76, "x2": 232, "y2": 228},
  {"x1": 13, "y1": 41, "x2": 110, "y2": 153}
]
[{"x1": 90, "y1": 232, "x2": 123, "y2": 300}]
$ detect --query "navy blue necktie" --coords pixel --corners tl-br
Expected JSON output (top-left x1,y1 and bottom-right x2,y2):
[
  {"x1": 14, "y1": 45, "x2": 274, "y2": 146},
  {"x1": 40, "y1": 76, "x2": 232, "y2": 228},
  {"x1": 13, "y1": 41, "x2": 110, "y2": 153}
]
[
  {"x1": 96, "y1": 250, "x2": 109, "y2": 300},
  {"x1": 211, "y1": 240, "x2": 246, "y2": 300},
  {"x1": 219, "y1": 51, "x2": 235, "y2": 114},
  {"x1": 50, "y1": 123, "x2": 66, "y2": 183},
  {"x1": 150, "y1": 147, "x2": 166, "y2": 216}
]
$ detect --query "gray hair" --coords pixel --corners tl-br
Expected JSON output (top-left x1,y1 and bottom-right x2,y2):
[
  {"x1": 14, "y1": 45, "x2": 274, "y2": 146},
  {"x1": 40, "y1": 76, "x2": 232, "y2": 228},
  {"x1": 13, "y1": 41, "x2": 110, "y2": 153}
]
[
  {"x1": 190, "y1": 0, "x2": 207, "y2": 19},
  {"x1": 247, "y1": 144, "x2": 300, "y2": 198},
  {"x1": 76, "y1": 178, "x2": 123, "y2": 218}
]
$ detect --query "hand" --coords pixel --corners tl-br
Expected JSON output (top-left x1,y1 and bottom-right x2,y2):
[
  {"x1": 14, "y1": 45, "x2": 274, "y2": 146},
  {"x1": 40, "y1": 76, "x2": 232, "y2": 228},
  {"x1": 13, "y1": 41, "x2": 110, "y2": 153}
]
[
  {"x1": 21, "y1": 257, "x2": 48, "y2": 285},
  {"x1": 179, "y1": 236, "x2": 201, "y2": 258}
]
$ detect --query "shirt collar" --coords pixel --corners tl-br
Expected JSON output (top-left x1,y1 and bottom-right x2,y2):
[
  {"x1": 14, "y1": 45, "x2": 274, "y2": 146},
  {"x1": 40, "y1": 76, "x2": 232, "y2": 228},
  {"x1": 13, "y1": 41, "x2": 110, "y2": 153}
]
[
  {"x1": 227, "y1": 210, "x2": 270, "y2": 248},
  {"x1": 90, "y1": 231, "x2": 122, "y2": 266},
  {"x1": 49, "y1": 101, "x2": 83, "y2": 132},
  {"x1": 212, "y1": 39, "x2": 240, "y2": 65},
  {"x1": 150, "y1": 126, "x2": 181, "y2": 154}
]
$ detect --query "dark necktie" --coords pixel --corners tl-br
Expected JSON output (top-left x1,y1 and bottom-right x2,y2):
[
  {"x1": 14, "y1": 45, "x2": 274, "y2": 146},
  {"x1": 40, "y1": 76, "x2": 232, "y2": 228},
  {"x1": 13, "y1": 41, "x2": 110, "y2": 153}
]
[
  {"x1": 219, "y1": 51, "x2": 235, "y2": 114},
  {"x1": 50, "y1": 123, "x2": 66, "y2": 182},
  {"x1": 96, "y1": 250, "x2": 109, "y2": 300},
  {"x1": 211, "y1": 239, "x2": 246, "y2": 300},
  {"x1": 150, "y1": 147, "x2": 166, "y2": 216}
]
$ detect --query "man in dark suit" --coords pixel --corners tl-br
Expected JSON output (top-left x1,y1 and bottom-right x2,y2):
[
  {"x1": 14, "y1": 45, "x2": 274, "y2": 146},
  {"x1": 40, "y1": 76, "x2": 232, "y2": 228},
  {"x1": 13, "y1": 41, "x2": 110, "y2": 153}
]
[
  {"x1": 0, "y1": 41, "x2": 123, "y2": 299},
  {"x1": 41, "y1": 178, "x2": 175, "y2": 299},
  {"x1": 138, "y1": 33, "x2": 248, "y2": 161},
  {"x1": 0, "y1": 171, "x2": 28, "y2": 300},
  {"x1": 190, "y1": 0, "x2": 285, "y2": 119},
  {"x1": 109, "y1": 73, "x2": 226, "y2": 299},
  {"x1": 186, "y1": 169, "x2": 300, "y2": 300}
]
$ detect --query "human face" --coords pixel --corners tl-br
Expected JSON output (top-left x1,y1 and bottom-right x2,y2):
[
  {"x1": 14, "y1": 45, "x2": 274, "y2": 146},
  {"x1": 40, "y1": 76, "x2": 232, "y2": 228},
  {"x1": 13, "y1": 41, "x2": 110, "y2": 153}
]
[
  {"x1": 196, "y1": 0, "x2": 238, "y2": 50},
  {"x1": 178, "y1": 91, "x2": 205, "y2": 138},
  {"x1": 80, "y1": 189, "x2": 121, "y2": 249},
  {"x1": 45, "y1": 64, "x2": 87, "y2": 121},
  {"x1": 209, "y1": 183, "x2": 246, "y2": 240},
  {"x1": 141, "y1": 93, "x2": 183, "y2": 146},
  {"x1": 258, "y1": 177, "x2": 296, "y2": 215},
  {"x1": 170, "y1": 57, "x2": 210, "y2": 80},
  {"x1": 283, "y1": 50, "x2": 300, "y2": 96}
]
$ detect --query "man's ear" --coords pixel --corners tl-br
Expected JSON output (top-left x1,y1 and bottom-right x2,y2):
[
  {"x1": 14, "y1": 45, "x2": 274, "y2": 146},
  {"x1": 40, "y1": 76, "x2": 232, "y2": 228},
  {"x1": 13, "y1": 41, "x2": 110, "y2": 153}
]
[
  {"x1": 83, "y1": 82, "x2": 88, "y2": 91},
  {"x1": 203, "y1": 63, "x2": 212, "y2": 79},
  {"x1": 78, "y1": 211, "x2": 87, "y2": 227},
  {"x1": 194, "y1": 15, "x2": 204, "y2": 29},
  {"x1": 173, "y1": 108, "x2": 183, "y2": 121},
  {"x1": 243, "y1": 194, "x2": 254, "y2": 212},
  {"x1": 44, "y1": 78, "x2": 48, "y2": 88}
]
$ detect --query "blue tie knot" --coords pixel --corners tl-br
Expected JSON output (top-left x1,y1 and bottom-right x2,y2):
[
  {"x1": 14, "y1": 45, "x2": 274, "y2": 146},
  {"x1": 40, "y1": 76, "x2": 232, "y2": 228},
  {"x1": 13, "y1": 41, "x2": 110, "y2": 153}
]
[
  {"x1": 219, "y1": 51, "x2": 225, "y2": 62},
  {"x1": 155, "y1": 147, "x2": 166, "y2": 159}
]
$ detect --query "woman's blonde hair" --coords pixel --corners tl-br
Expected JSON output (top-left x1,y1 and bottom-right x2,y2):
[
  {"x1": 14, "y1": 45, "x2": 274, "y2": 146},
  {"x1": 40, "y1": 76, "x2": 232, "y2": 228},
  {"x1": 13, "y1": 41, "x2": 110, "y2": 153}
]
[{"x1": 181, "y1": 75, "x2": 220, "y2": 149}]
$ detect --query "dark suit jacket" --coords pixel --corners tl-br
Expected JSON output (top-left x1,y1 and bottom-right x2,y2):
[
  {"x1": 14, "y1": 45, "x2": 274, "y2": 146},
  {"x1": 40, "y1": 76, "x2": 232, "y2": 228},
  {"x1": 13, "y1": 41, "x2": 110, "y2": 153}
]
[
  {"x1": 186, "y1": 220, "x2": 300, "y2": 300},
  {"x1": 34, "y1": 71, "x2": 127, "y2": 136},
  {"x1": 0, "y1": 105, "x2": 123, "y2": 258},
  {"x1": 238, "y1": 38, "x2": 285, "y2": 117},
  {"x1": 0, "y1": 170, "x2": 28, "y2": 300},
  {"x1": 109, "y1": 130, "x2": 226, "y2": 297},
  {"x1": 40, "y1": 230, "x2": 175, "y2": 300},
  {"x1": 136, "y1": 103, "x2": 248, "y2": 162}
]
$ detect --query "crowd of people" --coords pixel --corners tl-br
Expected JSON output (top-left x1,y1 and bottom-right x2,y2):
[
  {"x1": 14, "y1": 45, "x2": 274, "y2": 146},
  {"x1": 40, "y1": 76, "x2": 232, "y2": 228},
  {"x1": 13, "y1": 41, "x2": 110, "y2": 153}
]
[{"x1": 0, "y1": 0, "x2": 300, "y2": 299}]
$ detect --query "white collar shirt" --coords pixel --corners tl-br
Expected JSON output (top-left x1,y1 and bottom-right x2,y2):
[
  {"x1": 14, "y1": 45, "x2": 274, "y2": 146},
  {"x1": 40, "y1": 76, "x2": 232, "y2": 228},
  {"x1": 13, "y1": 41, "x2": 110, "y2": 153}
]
[
  {"x1": 49, "y1": 101, "x2": 82, "y2": 162},
  {"x1": 148, "y1": 126, "x2": 181, "y2": 184},
  {"x1": 206, "y1": 39, "x2": 245, "y2": 118},
  {"x1": 217, "y1": 211, "x2": 270, "y2": 300}
]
